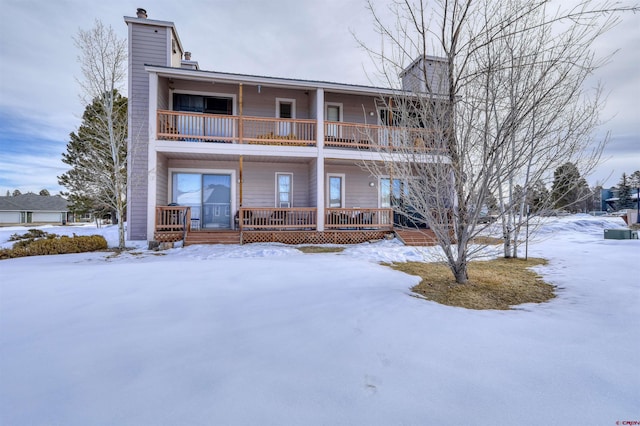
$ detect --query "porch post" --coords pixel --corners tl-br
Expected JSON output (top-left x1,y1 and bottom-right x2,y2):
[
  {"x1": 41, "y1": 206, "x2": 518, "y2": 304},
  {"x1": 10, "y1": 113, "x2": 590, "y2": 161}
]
[
  {"x1": 147, "y1": 72, "x2": 159, "y2": 240},
  {"x1": 239, "y1": 83, "x2": 243, "y2": 144},
  {"x1": 316, "y1": 88, "x2": 325, "y2": 231}
]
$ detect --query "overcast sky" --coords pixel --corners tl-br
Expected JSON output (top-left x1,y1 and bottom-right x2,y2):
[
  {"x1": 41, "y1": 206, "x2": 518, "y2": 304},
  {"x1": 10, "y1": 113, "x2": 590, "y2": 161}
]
[{"x1": 0, "y1": 0, "x2": 638, "y2": 196}]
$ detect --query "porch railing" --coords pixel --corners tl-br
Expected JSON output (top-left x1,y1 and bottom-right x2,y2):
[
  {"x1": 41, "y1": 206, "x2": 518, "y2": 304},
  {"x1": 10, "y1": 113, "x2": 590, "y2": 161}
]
[
  {"x1": 157, "y1": 110, "x2": 316, "y2": 146},
  {"x1": 155, "y1": 206, "x2": 191, "y2": 242},
  {"x1": 325, "y1": 208, "x2": 393, "y2": 230},
  {"x1": 239, "y1": 207, "x2": 318, "y2": 231},
  {"x1": 324, "y1": 121, "x2": 438, "y2": 151}
]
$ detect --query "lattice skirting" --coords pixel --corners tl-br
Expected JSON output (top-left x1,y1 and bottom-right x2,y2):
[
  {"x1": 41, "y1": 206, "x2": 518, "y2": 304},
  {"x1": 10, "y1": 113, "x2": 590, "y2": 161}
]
[
  {"x1": 154, "y1": 232, "x2": 183, "y2": 243},
  {"x1": 241, "y1": 230, "x2": 392, "y2": 245}
]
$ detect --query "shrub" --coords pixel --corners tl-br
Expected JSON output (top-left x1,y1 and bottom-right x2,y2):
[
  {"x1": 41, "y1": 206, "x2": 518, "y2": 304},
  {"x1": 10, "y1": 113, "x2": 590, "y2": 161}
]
[
  {"x1": 0, "y1": 235, "x2": 108, "y2": 259},
  {"x1": 8, "y1": 229, "x2": 53, "y2": 241}
]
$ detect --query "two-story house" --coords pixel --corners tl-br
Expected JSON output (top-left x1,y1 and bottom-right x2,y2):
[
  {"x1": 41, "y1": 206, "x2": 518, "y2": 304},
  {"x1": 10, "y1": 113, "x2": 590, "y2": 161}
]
[{"x1": 125, "y1": 8, "x2": 447, "y2": 245}]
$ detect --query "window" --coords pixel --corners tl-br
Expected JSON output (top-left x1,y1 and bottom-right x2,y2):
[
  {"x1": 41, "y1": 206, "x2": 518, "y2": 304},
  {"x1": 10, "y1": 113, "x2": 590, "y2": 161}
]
[
  {"x1": 379, "y1": 178, "x2": 407, "y2": 208},
  {"x1": 276, "y1": 173, "x2": 293, "y2": 208},
  {"x1": 173, "y1": 93, "x2": 233, "y2": 115},
  {"x1": 279, "y1": 102, "x2": 292, "y2": 119},
  {"x1": 327, "y1": 174, "x2": 345, "y2": 208}
]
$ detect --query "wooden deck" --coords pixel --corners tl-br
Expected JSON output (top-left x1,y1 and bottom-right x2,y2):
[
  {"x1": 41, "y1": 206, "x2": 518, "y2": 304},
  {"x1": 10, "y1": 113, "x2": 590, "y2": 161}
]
[{"x1": 394, "y1": 228, "x2": 439, "y2": 246}]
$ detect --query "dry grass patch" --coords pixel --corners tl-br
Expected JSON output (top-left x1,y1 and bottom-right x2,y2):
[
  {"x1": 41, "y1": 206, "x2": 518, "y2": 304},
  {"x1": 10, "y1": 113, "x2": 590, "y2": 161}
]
[
  {"x1": 390, "y1": 257, "x2": 554, "y2": 310},
  {"x1": 297, "y1": 246, "x2": 345, "y2": 254}
]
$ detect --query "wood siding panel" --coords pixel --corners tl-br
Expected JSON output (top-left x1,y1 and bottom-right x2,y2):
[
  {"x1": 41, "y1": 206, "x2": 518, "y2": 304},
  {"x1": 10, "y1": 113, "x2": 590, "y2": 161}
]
[{"x1": 128, "y1": 24, "x2": 169, "y2": 240}]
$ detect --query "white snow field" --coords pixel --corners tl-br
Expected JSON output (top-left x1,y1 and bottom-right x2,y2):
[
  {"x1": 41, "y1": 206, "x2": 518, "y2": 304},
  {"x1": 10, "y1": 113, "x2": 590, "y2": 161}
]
[{"x1": 0, "y1": 215, "x2": 638, "y2": 425}]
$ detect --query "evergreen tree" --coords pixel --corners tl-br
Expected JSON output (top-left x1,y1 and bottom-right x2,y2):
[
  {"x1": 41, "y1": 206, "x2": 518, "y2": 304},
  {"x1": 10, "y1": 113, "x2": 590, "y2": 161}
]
[
  {"x1": 628, "y1": 170, "x2": 640, "y2": 189},
  {"x1": 529, "y1": 180, "x2": 550, "y2": 213},
  {"x1": 551, "y1": 162, "x2": 587, "y2": 211},
  {"x1": 39, "y1": 189, "x2": 50, "y2": 196},
  {"x1": 5, "y1": 190, "x2": 9, "y2": 197},
  {"x1": 617, "y1": 173, "x2": 633, "y2": 209},
  {"x1": 59, "y1": 91, "x2": 127, "y2": 222},
  {"x1": 12, "y1": 189, "x2": 21, "y2": 197}
]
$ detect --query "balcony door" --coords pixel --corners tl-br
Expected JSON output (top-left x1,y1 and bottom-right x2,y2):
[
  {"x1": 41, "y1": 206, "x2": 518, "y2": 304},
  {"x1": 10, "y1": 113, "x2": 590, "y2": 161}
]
[
  {"x1": 327, "y1": 174, "x2": 345, "y2": 208},
  {"x1": 325, "y1": 103, "x2": 343, "y2": 138},
  {"x1": 276, "y1": 98, "x2": 296, "y2": 137},
  {"x1": 172, "y1": 172, "x2": 233, "y2": 229}
]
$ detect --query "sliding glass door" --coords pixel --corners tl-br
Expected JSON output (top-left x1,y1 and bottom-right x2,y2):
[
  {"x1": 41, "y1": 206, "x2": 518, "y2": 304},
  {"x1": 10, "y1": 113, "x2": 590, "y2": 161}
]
[{"x1": 172, "y1": 172, "x2": 232, "y2": 229}]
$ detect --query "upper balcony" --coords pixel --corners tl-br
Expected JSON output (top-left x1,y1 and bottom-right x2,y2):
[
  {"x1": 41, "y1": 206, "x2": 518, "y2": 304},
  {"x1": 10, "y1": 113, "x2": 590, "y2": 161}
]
[{"x1": 157, "y1": 110, "x2": 440, "y2": 152}]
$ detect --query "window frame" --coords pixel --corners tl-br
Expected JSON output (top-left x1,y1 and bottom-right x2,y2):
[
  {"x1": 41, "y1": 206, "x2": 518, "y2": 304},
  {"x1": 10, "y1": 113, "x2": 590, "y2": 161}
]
[
  {"x1": 275, "y1": 172, "x2": 294, "y2": 208},
  {"x1": 326, "y1": 173, "x2": 346, "y2": 208}
]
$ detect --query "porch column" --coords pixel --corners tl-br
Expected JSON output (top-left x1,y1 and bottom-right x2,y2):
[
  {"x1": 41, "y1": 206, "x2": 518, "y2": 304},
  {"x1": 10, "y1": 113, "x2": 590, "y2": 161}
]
[
  {"x1": 316, "y1": 88, "x2": 325, "y2": 231},
  {"x1": 146, "y1": 72, "x2": 159, "y2": 240}
]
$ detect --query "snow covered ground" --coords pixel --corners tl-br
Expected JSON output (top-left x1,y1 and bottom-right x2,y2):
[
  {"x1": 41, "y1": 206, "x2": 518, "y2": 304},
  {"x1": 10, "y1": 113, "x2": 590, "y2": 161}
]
[{"x1": 0, "y1": 216, "x2": 638, "y2": 425}]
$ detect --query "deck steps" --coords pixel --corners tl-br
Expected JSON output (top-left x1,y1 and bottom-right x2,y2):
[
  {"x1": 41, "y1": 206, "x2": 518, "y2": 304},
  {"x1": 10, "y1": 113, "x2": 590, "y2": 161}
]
[
  {"x1": 184, "y1": 231, "x2": 241, "y2": 246},
  {"x1": 395, "y1": 228, "x2": 438, "y2": 246}
]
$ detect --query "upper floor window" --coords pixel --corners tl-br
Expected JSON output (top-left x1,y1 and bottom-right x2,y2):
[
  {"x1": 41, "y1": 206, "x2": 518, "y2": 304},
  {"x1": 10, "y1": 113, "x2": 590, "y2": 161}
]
[{"x1": 173, "y1": 93, "x2": 233, "y2": 115}]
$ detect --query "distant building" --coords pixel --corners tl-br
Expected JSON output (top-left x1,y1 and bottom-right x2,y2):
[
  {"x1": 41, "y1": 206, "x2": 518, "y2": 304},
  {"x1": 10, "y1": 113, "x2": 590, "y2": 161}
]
[{"x1": 0, "y1": 194, "x2": 69, "y2": 225}]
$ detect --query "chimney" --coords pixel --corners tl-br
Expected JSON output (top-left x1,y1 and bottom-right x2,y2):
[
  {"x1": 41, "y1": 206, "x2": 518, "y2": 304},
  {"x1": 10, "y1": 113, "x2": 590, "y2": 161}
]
[
  {"x1": 136, "y1": 8, "x2": 147, "y2": 19},
  {"x1": 184, "y1": 52, "x2": 191, "y2": 61}
]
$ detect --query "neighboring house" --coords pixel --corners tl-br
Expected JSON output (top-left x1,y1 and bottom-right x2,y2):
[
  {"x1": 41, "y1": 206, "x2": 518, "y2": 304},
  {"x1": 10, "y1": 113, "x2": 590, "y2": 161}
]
[
  {"x1": 124, "y1": 9, "x2": 448, "y2": 245},
  {"x1": 0, "y1": 194, "x2": 69, "y2": 225}
]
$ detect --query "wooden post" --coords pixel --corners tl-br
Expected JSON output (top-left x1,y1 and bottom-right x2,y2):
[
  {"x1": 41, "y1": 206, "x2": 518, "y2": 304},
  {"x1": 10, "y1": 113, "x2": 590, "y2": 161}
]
[
  {"x1": 239, "y1": 155, "x2": 244, "y2": 207},
  {"x1": 239, "y1": 83, "x2": 243, "y2": 144}
]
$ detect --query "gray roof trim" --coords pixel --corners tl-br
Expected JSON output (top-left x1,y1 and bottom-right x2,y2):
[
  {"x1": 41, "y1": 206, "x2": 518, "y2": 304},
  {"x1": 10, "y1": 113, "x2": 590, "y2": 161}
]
[{"x1": 144, "y1": 64, "x2": 412, "y2": 97}]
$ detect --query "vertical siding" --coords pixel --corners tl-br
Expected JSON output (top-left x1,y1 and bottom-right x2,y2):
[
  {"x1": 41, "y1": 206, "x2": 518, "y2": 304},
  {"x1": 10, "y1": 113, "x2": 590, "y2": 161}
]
[
  {"x1": 325, "y1": 163, "x2": 378, "y2": 207},
  {"x1": 128, "y1": 23, "x2": 168, "y2": 240}
]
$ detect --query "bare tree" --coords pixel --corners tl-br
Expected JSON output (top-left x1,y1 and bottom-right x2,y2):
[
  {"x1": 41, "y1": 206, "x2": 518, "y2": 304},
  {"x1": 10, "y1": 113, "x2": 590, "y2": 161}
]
[
  {"x1": 66, "y1": 20, "x2": 127, "y2": 248},
  {"x1": 359, "y1": 0, "x2": 635, "y2": 283}
]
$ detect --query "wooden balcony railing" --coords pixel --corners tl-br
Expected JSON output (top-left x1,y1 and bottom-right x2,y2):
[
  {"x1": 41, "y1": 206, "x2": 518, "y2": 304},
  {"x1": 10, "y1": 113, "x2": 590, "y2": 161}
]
[
  {"x1": 324, "y1": 121, "x2": 438, "y2": 151},
  {"x1": 239, "y1": 207, "x2": 317, "y2": 231},
  {"x1": 325, "y1": 208, "x2": 394, "y2": 230},
  {"x1": 158, "y1": 110, "x2": 239, "y2": 143},
  {"x1": 242, "y1": 117, "x2": 316, "y2": 146},
  {"x1": 157, "y1": 110, "x2": 316, "y2": 146},
  {"x1": 157, "y1": 110, "x2": 438, "y2": 151}
]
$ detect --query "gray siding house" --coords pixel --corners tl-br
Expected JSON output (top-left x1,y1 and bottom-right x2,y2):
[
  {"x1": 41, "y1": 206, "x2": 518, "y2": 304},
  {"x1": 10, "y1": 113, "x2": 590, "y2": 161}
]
[
  {"x1": 0, "y1": 194, "x2": 69, "y2": 225},
  {"x1": 124, "y1": 8, "x2": 446, "y2": 245}
]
